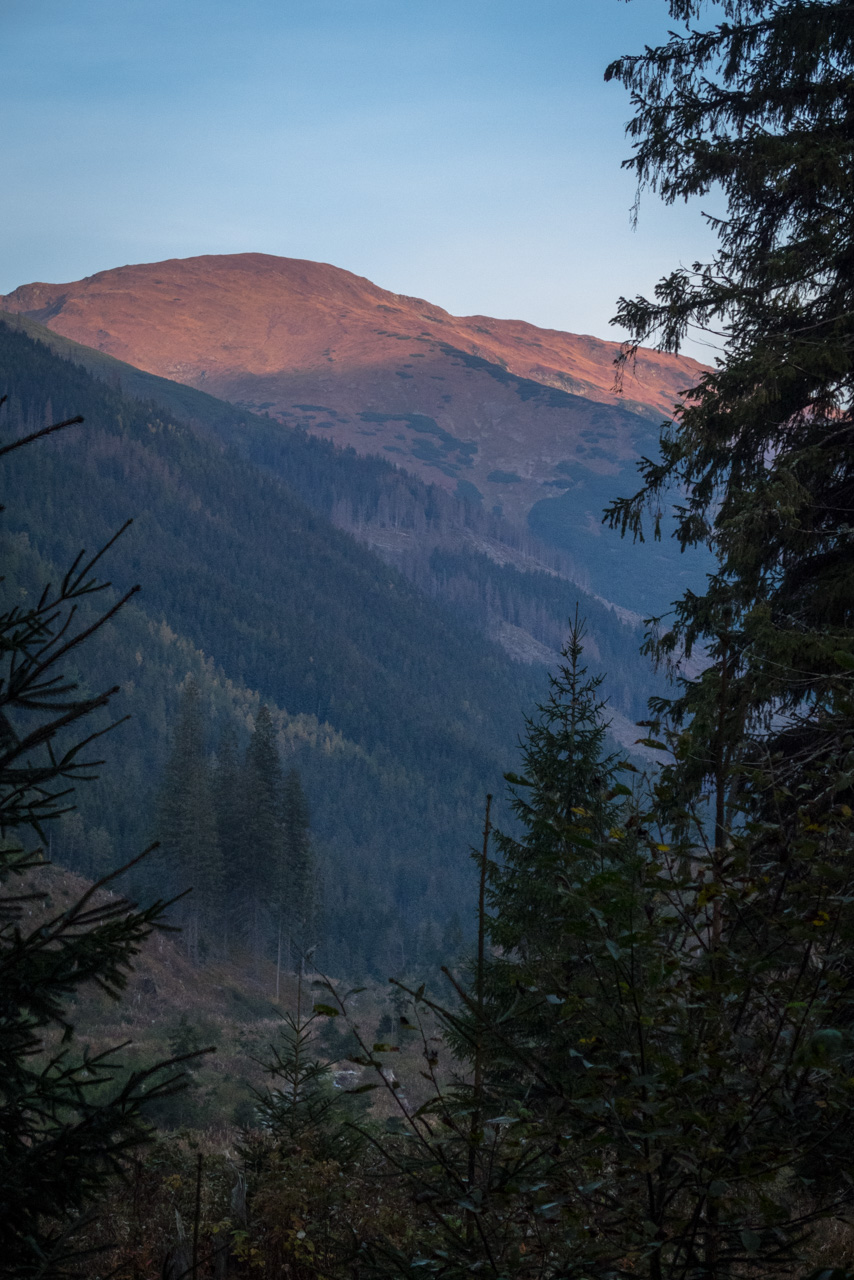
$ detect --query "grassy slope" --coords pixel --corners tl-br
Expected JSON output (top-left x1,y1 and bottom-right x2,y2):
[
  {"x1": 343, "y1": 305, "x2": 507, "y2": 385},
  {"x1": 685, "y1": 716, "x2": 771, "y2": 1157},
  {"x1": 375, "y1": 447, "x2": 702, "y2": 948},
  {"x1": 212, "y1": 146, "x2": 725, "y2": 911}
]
[{"x1": 23, "y1": 862, "x2": 446, "y2": 1132}]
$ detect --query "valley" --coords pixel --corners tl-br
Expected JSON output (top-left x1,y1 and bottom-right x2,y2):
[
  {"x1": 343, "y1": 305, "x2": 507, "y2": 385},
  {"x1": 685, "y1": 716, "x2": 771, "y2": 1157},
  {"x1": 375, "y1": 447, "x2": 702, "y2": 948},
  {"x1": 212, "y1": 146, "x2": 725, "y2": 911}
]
[
  {"x1": 0, "y1": 254, "x2": 705, "y2": 976},
  {"x1": 5, "y1": 4, "x2": 852, "y2": 1274}
]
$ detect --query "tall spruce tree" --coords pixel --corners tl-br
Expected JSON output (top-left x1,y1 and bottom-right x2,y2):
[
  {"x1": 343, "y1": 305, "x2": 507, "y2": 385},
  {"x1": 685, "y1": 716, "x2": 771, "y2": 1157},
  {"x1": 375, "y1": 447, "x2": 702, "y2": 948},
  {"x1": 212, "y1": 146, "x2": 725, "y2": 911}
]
[
  {"x1": 381, "y1": 619, "x2": 854, "y2": 1280},
  {"x1": 360, "y1": 626, "x2": 658, "y2": 1279},
  {"x1": 478, "y1": 617, "x2": 639, "y2": 1094},
  {"x1": 243, "y1": 705, "x2": 285, "y2": 969},
  {"x1": 592, "y1": 3, "x2": 854, "y2": 1271},
  {"x1": 488, "y1": 619, "x2": 629, "y2": 961},
  {"x1": 213, "y1": 726, "x2": 246, "y2": 961},
  {"x1": 604, "y1": 0, "x2": 854, "y2": 812},
  {"x1": 156, "y1": 678, "x2": 222, "y2": 964},
  {"x1": 281, "y1": 766, "x2": 316, "y2": 968}
]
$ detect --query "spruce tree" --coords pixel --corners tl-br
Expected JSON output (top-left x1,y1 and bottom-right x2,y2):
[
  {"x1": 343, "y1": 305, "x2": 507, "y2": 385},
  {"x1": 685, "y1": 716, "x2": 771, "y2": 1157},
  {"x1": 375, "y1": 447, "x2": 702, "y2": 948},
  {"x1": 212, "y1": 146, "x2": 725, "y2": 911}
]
[
  {"x1": 604, "y1": 0, "x2": 854, "y2": 814},
  {"x1": 251, "y1": 993, "x2": 358, "y2": 1163},
  {"x1": 380, "y1": 619, "x2": 854, "y2": 1279},
  {"x1": 478, "y1": 617, "x2": 639, "y2": 1095},
  {"x1": 156, "y1": 678, "x2": 222, "y2": 964},
  {"x1": 584, "y1": 8, "x2": 854, "y2": 1266},
  {"x1": 360, "y1": 625, "x2": 653, "y2": 1279},
  {"x1": 488, "y1": 619, "x2": 628, "y2": 961},
  {"x1": 281, "y1": 766, "x2": 316, "y2": 968},
  {"x1": 212, "y1": 726, "x2": 246, "y2": 961},
  {"x1": 243, "y1": 705, "x2": 285, "y2": 969}
]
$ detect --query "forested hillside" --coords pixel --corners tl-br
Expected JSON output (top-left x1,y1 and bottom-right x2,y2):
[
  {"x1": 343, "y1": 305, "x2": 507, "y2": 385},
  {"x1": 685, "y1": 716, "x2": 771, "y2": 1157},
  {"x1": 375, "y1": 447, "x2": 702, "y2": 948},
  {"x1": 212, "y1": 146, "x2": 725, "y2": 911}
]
[
  {"x1": 1, "y1": 317, "x2": 652, "y2": 974},
  {"x1": 1, "y1": 320, "x2": 535, "y2": 971},
  {"x1": 1, "y1": 310, "x2": 655, "y2": 714}
]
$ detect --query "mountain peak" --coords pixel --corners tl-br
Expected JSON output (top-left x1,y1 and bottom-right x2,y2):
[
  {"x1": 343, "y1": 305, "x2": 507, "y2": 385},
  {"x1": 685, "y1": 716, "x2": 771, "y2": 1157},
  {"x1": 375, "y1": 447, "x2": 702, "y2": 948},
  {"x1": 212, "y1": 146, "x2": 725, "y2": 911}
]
[
  {"x1": 1, "y1": 253, "x2": 707, "y2": 533},
  {"x1": 1, "y1": 251, "x2": 702, "y2": 410}
]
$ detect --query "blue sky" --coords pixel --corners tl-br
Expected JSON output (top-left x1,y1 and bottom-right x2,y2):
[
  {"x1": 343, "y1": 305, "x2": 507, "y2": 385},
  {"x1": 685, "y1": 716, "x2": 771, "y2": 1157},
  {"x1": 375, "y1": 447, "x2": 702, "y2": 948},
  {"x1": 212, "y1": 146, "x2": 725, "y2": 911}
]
[{"x1": 1, "y1": 0, "x2": 718, "y2": 352}]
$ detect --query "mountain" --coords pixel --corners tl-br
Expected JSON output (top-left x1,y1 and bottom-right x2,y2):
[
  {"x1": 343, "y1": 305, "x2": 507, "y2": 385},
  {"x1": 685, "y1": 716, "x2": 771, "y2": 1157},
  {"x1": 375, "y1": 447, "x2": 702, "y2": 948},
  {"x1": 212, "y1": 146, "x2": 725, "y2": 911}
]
[
  {"x1": 0, "y1": 315, "x2": 652, "y2": 975},
  {"x1": 0, "y1": 309, "x2": 654, "y2": 710},
  {"x1": 0, "y1": 254, "x2": 710, "y2": 972},
  {"x1": 1, "y1": 254, "x2": 709, "y2": 613},
  {"x1": 0, "y1": 253, "x2": 702, "y2": 420}
]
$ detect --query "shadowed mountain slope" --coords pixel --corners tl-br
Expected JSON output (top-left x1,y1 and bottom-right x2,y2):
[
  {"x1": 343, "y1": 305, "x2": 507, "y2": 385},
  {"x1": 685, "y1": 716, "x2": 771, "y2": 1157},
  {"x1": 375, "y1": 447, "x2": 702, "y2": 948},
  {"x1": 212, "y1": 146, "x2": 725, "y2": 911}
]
[
  {"x1": 1, "y1": 317, "x2": 550, "y2": 971},
  {"x1": 0, "y1": 309, "x2": 655, "y2": 719},
  {"x1": 1, "y1": 316, "x2": 654, "y2": 975}
]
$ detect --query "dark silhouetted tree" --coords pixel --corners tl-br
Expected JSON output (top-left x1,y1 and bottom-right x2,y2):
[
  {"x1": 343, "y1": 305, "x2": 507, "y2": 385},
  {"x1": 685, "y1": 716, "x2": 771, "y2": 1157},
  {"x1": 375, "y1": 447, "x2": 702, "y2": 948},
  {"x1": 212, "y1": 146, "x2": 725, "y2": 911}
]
[
  {"x1": 280, "y1": 766, "x2": 317, "y2": 970},
  {"x1": 0, "y1": 408, "x2": 198, "y2": 1276},
  {"x1": 213, "y1": 725, "x2": 246, "y2": 961},
  {"x1": 243, "y1": 705, "x2": 284, "y2": 970},
  {"x1": 156, "y1": 678, "x2": 222, "y2": 964}
]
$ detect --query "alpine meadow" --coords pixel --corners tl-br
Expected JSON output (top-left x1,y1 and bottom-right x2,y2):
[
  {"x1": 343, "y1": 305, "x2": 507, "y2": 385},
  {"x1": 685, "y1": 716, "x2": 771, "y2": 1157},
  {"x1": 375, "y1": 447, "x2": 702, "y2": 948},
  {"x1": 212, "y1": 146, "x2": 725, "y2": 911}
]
[{"x1": 1, "y1": 1, "x2": 853, "y2": 1277}]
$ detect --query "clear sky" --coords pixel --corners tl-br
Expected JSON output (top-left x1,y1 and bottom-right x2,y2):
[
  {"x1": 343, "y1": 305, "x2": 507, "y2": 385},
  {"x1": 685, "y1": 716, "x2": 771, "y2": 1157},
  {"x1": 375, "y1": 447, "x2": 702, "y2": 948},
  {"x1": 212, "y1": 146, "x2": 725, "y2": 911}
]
[{"x1": 1, "y1": 0, "x2": 718, "y2": 354}]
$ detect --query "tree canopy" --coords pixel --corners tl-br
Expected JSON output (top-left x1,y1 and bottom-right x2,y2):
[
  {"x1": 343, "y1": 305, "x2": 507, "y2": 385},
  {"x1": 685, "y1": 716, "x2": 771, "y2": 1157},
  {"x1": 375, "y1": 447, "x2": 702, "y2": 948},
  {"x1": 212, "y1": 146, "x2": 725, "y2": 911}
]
[{"x1": 606, "y1": 0, "x2": 854, "y2": 812}]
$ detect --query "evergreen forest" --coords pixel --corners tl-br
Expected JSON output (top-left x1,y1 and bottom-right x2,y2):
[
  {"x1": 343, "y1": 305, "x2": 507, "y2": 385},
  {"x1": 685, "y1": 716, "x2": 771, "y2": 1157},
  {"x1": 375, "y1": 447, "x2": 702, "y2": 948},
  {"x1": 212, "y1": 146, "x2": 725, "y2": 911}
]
[
  {"x1": 0, "y1": 311, "x2": 654, "y2": 975},
  {"x1": 1, "y1": 1, "x2": 854, "y2": 1276}
]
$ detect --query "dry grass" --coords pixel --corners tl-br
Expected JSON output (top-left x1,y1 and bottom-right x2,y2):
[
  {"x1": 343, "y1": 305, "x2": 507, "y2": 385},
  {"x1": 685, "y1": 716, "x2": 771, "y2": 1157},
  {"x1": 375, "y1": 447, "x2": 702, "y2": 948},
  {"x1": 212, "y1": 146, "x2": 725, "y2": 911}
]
[{"x1": 15, "y1": 861, "x2": 455, "y2": 1132}]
